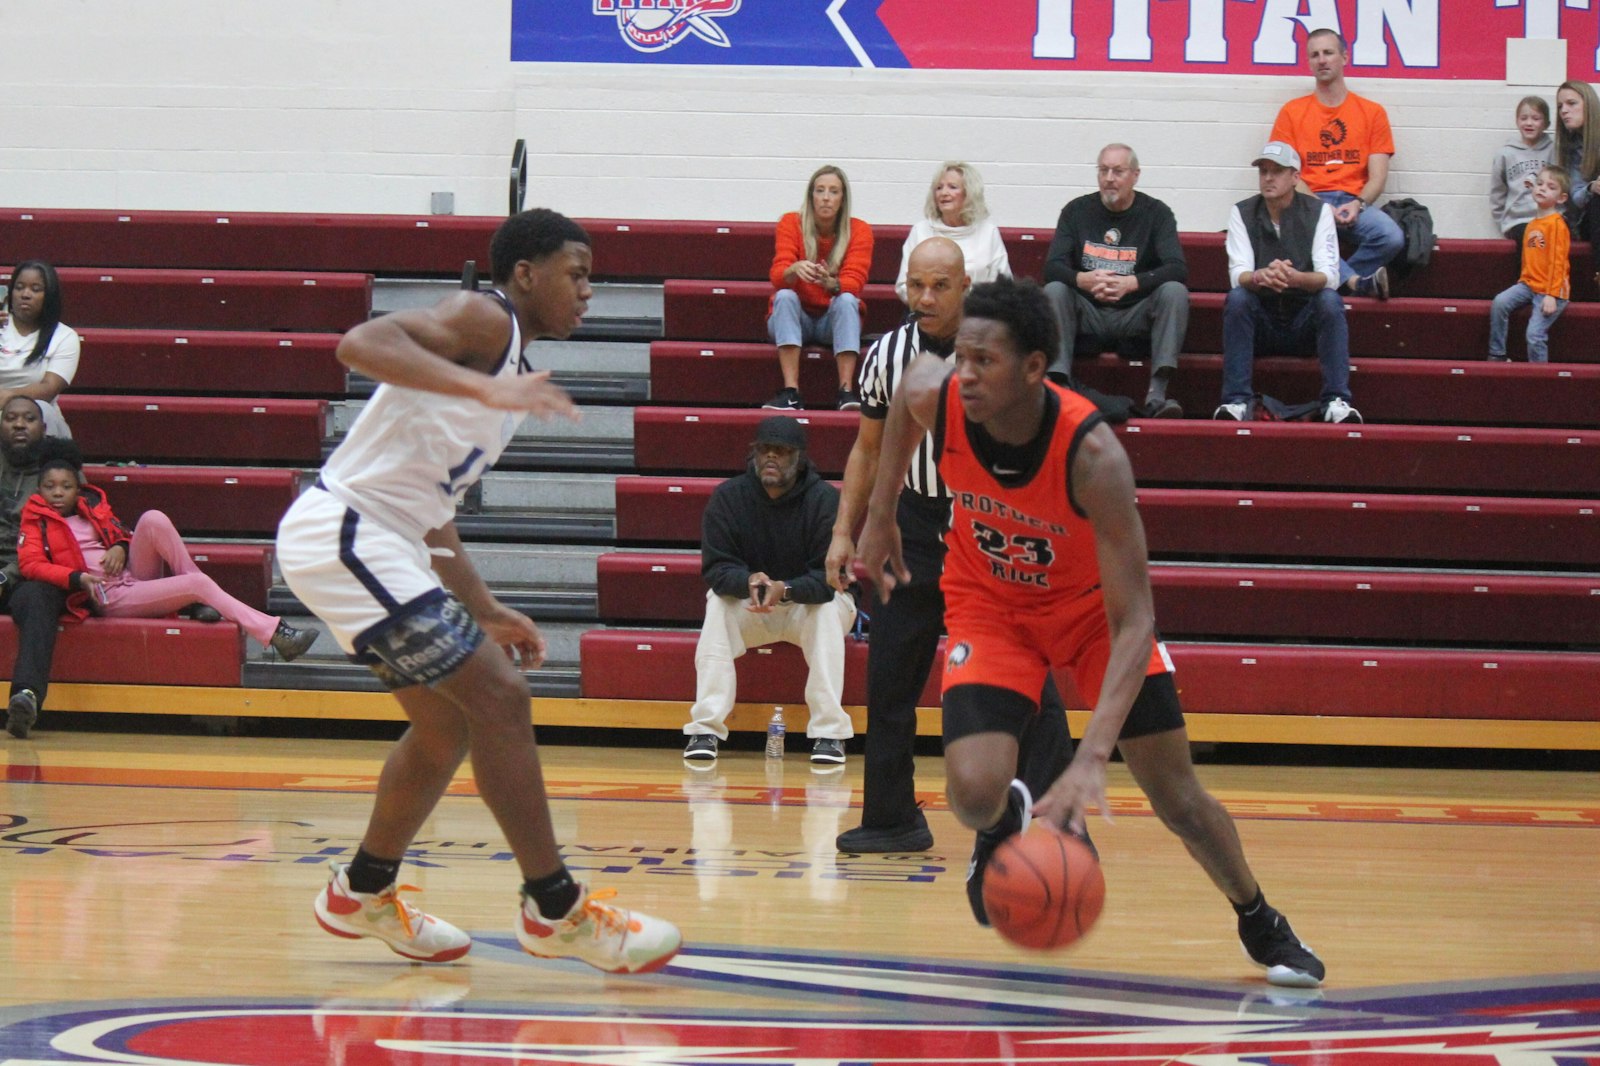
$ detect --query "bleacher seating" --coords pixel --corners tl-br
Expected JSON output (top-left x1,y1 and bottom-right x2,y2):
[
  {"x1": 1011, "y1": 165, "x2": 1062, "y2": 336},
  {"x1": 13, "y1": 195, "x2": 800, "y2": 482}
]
[
  {"x1": 0, "y1": 616, "x2": 243, "y2": 687},
  {"x1": 581, "y1": 629, "x2": 1599, "y2": 721},
  {"x1": 1, "y1": 207, "x2": 1591, "y2": 745},
  {"x1": 596, "y1": 551, "x2": 1600, "y2": 646},
  {"x1": 1, "y1": 266, "x2": 370, "y2": 332},
  {"x1": 649, "y1": 341, "x2": 1600, "y2": 427},
  {"x1": 632, "y1": 407, "x2": 1600, "y2": 494},
  {"x1": 73, "y1": 330, "x2": 346, "y2": 396}
]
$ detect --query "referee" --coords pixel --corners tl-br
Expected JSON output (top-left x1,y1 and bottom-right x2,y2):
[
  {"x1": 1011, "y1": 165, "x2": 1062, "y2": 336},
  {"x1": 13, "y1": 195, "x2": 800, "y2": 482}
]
[{"x1": 827, "y1": 237, "x2": 1074, "y2": 858}]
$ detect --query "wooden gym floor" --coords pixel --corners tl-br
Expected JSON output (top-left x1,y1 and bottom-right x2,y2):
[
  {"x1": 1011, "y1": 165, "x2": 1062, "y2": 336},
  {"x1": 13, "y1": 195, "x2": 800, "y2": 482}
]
[{"x1": 2, "y1": 727, "x2": 1598, "y2": 1064}]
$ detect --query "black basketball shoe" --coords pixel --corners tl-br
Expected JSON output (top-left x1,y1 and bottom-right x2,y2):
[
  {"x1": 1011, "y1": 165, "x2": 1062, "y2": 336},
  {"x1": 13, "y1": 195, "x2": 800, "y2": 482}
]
[
  {"x1": 1238, "y1": 899, "x2": 1326, "y2": 988},
  {"x1": 965, "y1": 778, "x2": 1032, "y2": 927}
]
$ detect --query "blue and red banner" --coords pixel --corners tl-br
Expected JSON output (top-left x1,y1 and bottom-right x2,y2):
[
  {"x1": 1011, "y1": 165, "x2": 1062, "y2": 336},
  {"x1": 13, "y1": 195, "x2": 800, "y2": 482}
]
[{"x1": 512, "y1": 0, "x2": 1600, "y2": 79}]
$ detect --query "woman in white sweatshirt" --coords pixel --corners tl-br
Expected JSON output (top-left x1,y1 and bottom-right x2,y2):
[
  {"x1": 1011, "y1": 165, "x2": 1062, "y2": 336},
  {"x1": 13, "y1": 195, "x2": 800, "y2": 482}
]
[{"x1": 894, "y1": 161, "x2": 1012, "y2": 304}]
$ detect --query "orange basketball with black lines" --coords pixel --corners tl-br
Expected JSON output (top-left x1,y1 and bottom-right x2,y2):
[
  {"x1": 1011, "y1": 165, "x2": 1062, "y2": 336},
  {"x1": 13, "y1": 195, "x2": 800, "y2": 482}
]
[{"x1": 982, "y1": 826, "x2": 1105, "y2": 950}]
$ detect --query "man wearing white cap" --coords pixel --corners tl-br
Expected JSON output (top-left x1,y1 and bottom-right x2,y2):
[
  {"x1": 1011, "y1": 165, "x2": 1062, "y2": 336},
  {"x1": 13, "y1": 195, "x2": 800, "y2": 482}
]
[{"x1": 1216, "y1": 141, "x2": 1361, "y2": 425}]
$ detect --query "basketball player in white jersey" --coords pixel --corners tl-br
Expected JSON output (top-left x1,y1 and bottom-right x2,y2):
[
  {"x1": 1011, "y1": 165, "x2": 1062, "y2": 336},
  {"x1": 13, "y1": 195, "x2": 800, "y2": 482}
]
[{"x1": 276, "y1": 208, "x2": 680, "y2": 974}]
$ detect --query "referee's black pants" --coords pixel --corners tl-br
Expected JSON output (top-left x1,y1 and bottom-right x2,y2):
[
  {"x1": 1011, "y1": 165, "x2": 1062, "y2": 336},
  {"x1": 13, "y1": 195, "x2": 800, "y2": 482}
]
[{"x1": 859, "y1": 491, "x2": 1075, "y2": 829}]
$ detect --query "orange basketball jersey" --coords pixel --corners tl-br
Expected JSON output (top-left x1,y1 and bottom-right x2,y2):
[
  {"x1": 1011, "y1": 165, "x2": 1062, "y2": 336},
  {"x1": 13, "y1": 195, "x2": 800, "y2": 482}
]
[{"x1": 935, "y1": 377, "x2": 1105, "y2": 612}]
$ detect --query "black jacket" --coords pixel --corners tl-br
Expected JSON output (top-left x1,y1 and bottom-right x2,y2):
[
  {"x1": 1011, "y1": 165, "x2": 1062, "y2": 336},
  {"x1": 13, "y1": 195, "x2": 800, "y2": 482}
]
[{"x1": 700, "y1": 458, "x2": 839, "y2": 604}]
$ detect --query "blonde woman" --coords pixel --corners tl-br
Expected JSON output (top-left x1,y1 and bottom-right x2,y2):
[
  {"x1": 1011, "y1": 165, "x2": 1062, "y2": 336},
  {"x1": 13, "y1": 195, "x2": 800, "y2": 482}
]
[
  {"x1": 764, "y1": 165, "x2": 874, "y2": 411},
  {"x1": 894, "y1": 162, "x2": 1011, "y2": 304},
  {"x1": 1555, "y1": 80, "x2": 1600, "y2": 283}
]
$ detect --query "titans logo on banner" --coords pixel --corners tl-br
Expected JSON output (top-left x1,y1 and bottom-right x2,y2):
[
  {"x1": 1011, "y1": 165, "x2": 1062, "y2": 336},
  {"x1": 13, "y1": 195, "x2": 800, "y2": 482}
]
[{"x1": 595, "y1": 0, "x2": 741, "y2": 53}]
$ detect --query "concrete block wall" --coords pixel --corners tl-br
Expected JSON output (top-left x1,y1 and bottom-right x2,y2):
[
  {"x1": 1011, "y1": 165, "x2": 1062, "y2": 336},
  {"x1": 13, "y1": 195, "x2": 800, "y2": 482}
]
[{"x1": 0, "y1": 1, "x2": 1582, "y2": 239}]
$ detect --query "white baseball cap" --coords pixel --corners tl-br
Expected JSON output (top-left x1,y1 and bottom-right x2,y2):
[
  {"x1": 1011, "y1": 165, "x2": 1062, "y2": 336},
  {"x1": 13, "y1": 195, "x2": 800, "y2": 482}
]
[{"x1": 1252, "y1": 141, "x2": 1302, "y2": 170}]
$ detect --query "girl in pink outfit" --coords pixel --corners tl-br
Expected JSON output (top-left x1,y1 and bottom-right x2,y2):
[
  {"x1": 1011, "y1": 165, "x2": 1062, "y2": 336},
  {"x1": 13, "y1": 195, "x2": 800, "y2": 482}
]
[{"x1": 18, "y1": 459, "x2": 318, "y2": 659}]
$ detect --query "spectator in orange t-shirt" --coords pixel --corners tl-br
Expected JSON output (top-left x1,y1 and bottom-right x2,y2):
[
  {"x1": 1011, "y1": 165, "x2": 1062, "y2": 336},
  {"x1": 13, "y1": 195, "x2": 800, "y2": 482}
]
[
  {"x1": 1270, "y1": 27, "x2": 1403, "y2": 300},
  {"x1": 764, "y1": 165, "x2": 874, "y2": 412},
  {"x1": 1489, "y1": 166, "x2": 1571, "y2": 363}
]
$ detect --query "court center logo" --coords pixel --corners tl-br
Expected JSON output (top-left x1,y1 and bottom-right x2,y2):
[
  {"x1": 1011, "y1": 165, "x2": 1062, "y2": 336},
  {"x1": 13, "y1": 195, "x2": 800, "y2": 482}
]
[{"x1": 594, "y1": 0, "x2": 742, "y2": 53}]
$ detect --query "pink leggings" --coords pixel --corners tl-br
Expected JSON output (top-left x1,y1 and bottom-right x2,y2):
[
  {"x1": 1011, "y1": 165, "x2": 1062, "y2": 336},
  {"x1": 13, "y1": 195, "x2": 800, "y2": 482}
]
[{"x1": 98, "y1": 510, "x2": 280, "y2": 643}]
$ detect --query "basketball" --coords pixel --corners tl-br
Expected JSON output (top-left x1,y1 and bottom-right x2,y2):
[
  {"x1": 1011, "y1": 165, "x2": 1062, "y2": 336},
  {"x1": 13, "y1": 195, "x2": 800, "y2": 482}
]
[{"x1": 982, "y1": 826, "x2": 1105, "y2": 950}]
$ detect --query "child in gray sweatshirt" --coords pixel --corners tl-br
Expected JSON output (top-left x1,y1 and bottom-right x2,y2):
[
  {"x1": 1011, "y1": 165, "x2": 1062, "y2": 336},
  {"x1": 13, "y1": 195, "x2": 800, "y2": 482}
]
[{"x1": 1490, "y1": 96, "x2": 1556, "y2": 243}]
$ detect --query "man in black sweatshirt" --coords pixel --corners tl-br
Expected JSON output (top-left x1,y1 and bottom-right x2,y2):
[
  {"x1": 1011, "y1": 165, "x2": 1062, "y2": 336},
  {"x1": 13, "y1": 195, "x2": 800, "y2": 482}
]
[
  {"x1": 1043, "y1": 143, "x2": 1190, "y2": 418},
  {"x1": 681, "y1": 415, "x2": 855, "y2": 766}
]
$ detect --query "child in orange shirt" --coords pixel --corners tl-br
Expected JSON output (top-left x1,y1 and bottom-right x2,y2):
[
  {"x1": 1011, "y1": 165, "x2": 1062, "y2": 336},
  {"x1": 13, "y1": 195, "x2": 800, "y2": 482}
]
[{"x1": 1489, "y1": 166, "x2": 1571, "y2": 363}]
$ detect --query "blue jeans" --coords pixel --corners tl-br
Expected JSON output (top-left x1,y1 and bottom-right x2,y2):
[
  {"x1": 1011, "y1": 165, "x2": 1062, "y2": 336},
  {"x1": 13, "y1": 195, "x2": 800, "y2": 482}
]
[
  {"x1": 1221, "y1": 286, "x2": 1351, "y2": 404},
  {"x1": 1317, "y1": 191, "x2": 1404, "y2": 287},
  {"x1": 1489, "y1": 281, "x2": 1566, "y2": 363},
  {"x1": 767, "y1": 288, "x2": 861, "y2": 355}
]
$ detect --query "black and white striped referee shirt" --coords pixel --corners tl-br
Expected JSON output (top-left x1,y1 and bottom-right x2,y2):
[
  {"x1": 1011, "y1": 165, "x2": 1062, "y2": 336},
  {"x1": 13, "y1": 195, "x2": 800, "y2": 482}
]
[{"x1": 858, "y1": 318, "x2": 955, "y2": 501}]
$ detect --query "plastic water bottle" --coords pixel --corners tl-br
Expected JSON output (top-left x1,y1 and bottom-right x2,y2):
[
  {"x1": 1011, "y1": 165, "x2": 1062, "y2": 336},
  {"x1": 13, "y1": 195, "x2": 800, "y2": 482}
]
[{"x1": 765, "y1": 708, "x2": 786, "y2": 759}]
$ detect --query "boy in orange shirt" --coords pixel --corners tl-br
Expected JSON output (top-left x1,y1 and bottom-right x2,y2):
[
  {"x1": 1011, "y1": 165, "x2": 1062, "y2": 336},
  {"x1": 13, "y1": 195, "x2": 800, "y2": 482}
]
[{"x1": 1489, "y1": 166, "x2": 1572, "y2": 363}]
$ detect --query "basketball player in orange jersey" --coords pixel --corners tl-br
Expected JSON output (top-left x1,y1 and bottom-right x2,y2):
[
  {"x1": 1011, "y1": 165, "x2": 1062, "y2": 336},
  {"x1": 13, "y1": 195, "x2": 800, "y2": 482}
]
[{"x1": 854, "y1": 277, "x2": 1325, "y2": 987}]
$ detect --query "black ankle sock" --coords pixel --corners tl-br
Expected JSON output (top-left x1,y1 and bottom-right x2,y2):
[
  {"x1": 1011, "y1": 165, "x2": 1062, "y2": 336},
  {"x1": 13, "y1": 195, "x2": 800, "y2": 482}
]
[
  {"x1": 347, "y1": 848, "x2": 403, "y2": 894},
  {"x1": 525, "y1": 867, "x2": 582, "y2": 920},
  {"x1": 1233, "y1": 888, "x2": 1267, "y2": 919}
]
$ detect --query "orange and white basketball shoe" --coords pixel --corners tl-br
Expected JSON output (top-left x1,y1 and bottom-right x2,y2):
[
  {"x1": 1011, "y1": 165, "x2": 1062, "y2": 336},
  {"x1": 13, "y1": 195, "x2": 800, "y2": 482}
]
[
  {"x1": 516, "y1": 886, "x2": 681, "y2": 974},
  {"x1": 313, "y1": 862, "x2": 471, "y2": 963}
]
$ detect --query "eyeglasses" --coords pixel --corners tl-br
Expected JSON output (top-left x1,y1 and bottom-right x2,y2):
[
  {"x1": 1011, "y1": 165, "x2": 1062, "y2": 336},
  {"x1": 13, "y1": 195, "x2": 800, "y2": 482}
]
[{"x1": 1097, "y1": 166, "x2": 1134, "y2": 178}]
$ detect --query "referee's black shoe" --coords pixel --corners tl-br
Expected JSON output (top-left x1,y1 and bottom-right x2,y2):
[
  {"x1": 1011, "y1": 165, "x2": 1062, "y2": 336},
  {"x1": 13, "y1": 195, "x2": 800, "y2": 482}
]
[
  {"x1": 1237, "y1": 895, "x2": 1326, "y2": 988},
  {"x1": 965, "y1": 779, "x2": 1032, "y2": 927},
  {"x1": 835, "y1": 808, "x2": 933, "y2": 854}
]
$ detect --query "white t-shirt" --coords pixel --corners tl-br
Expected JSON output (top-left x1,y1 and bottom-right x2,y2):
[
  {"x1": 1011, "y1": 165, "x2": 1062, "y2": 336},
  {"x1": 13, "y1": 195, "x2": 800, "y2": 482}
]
[
  {"x1": 0, "y1": 319, "x2": 81, "y2": 390},
  {"x1": 895, "y1": 217, "x2": 1013, "y2": 303}
]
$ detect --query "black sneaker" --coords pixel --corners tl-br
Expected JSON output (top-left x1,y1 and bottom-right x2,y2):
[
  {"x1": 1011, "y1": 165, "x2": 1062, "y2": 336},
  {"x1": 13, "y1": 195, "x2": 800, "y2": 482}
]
[
  {"x1": 683, "y1": 734, "x2": 718, "y2": 762},
  {"x1": 965, "y1": 779, "x2": 1032, "y2": 927},
  {"x1": 836, "y1": 808, "x2": 933, "y2": 853},
  {"x1": 269, "y1": 621, "x2": 320, "y2": 662},
  {"x1": 1239, "y1": 902, "x2": 1326, "y2": 988},
  {"x1": 762, "y1": 388, "x2": 803, "y2": 411},
  {"x1": 6, "y1": 688, "x2": 38, "y2": 740},
  {"x1": 835, "y1": 388, "x2": 862, "y2": 411},
  {"x1": 810, "y1": 737, "x2": 845, "y2": 765},
  {"x1": 183, "y1": 603, "x2": 223, "y2": 623}
]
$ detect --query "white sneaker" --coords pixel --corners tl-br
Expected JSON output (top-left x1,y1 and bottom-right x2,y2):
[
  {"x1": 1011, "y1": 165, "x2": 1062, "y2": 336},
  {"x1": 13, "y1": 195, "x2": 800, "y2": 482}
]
[
  {"x1": 1323, "y1": 398, "x2": 1363, "y2": 424},
  {"x1": 517, "y1": 886, "x2": 682, "y2": 974},
  {"x1": 1213, "y1": 401, "x2": 1248, "y2": 421},
  {"x1": 313, "y1": 862, "x2": 471, "y2": 963}
]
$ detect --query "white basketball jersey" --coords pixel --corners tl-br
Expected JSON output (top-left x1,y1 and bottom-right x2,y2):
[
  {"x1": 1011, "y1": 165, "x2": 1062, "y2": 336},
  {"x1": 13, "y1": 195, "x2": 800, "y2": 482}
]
[{"x1": 317, "y1": 291, "x2": 526, "y2": 541}]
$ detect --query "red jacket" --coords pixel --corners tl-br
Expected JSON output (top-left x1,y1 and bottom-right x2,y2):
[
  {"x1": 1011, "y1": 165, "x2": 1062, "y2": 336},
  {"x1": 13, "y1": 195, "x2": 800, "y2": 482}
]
[{"x1": 17, "y1": 484, "x2": 131, "y2": 622}]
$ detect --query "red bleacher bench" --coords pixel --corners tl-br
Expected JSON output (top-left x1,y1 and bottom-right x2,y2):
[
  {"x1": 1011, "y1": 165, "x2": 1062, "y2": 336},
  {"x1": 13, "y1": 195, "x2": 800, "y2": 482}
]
[
  {"x1": 1183, "y1": 292, "x2": 1599, "y2": 363},
  {"x1": 0, "y1": 616, "x2": 244, "y2": 687},
  {"x1": 664, "y1": 281, "x2": 1600, "y2": 362},
  {"x1": 0, "y1": 266, "x2": 370, "y2": 333},
  {"x1": 184, "y1": 542, "x2": 275, "y2": 611},
  {"x1": 631, "y1": 407, "x2": 1600, "y2": 496},
  {"x1": 83, "y1": 465, "x2": 301, "y2": 537},
  {"x1": 595, "y1": 550, "x2": 1600, "y2": 647},
  {"x1": 581, "y1": 627, "x2": 1600, "y2": 721},
  {"x1": 649, "y1": 342, "x2": 1600, "y2": 429},
  {"x1": 5, "y1": 210, "x2": 1592, "y2": 301},
  {"x1": 579, "y1": 628, "x2": 935, "y2": 708},
  {"x1": 615, "y1": 475, "x2": 1598, "y2": 566},
  {"x1": 1073, "y1": 354, "x2": 1600, "y2": 430},
  {"x1": 61, "y1": 396, "x2": 327, "y2": 464},
  {"x1": 73, "y1": 329, "x2": 346, "y2": 396}
]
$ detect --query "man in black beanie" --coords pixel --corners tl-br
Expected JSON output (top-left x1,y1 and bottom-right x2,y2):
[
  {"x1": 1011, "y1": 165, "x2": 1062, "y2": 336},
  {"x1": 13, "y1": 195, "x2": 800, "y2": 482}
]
[{"x1": 681, "y1": 415, "x2": 855, "y2": 767}]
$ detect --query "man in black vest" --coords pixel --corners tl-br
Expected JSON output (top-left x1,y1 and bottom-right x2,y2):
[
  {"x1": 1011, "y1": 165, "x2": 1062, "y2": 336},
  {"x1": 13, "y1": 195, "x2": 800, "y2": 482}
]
[{"x1": 1216, "y1": 142, "x2": 1361, "y2": 424}]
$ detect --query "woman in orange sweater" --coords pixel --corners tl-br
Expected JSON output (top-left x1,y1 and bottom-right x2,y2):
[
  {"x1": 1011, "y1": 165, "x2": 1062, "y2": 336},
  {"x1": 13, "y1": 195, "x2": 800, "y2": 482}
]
[{"x1": 763, "y1": 165, "x2": 874, "y2": 412}]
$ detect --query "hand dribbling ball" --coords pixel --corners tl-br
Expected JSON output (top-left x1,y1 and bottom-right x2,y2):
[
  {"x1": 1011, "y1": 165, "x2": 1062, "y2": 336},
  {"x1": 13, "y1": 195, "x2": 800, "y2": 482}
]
[{"x1": 982, "y1": 826, "x2": 1105, "y2": 950}]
